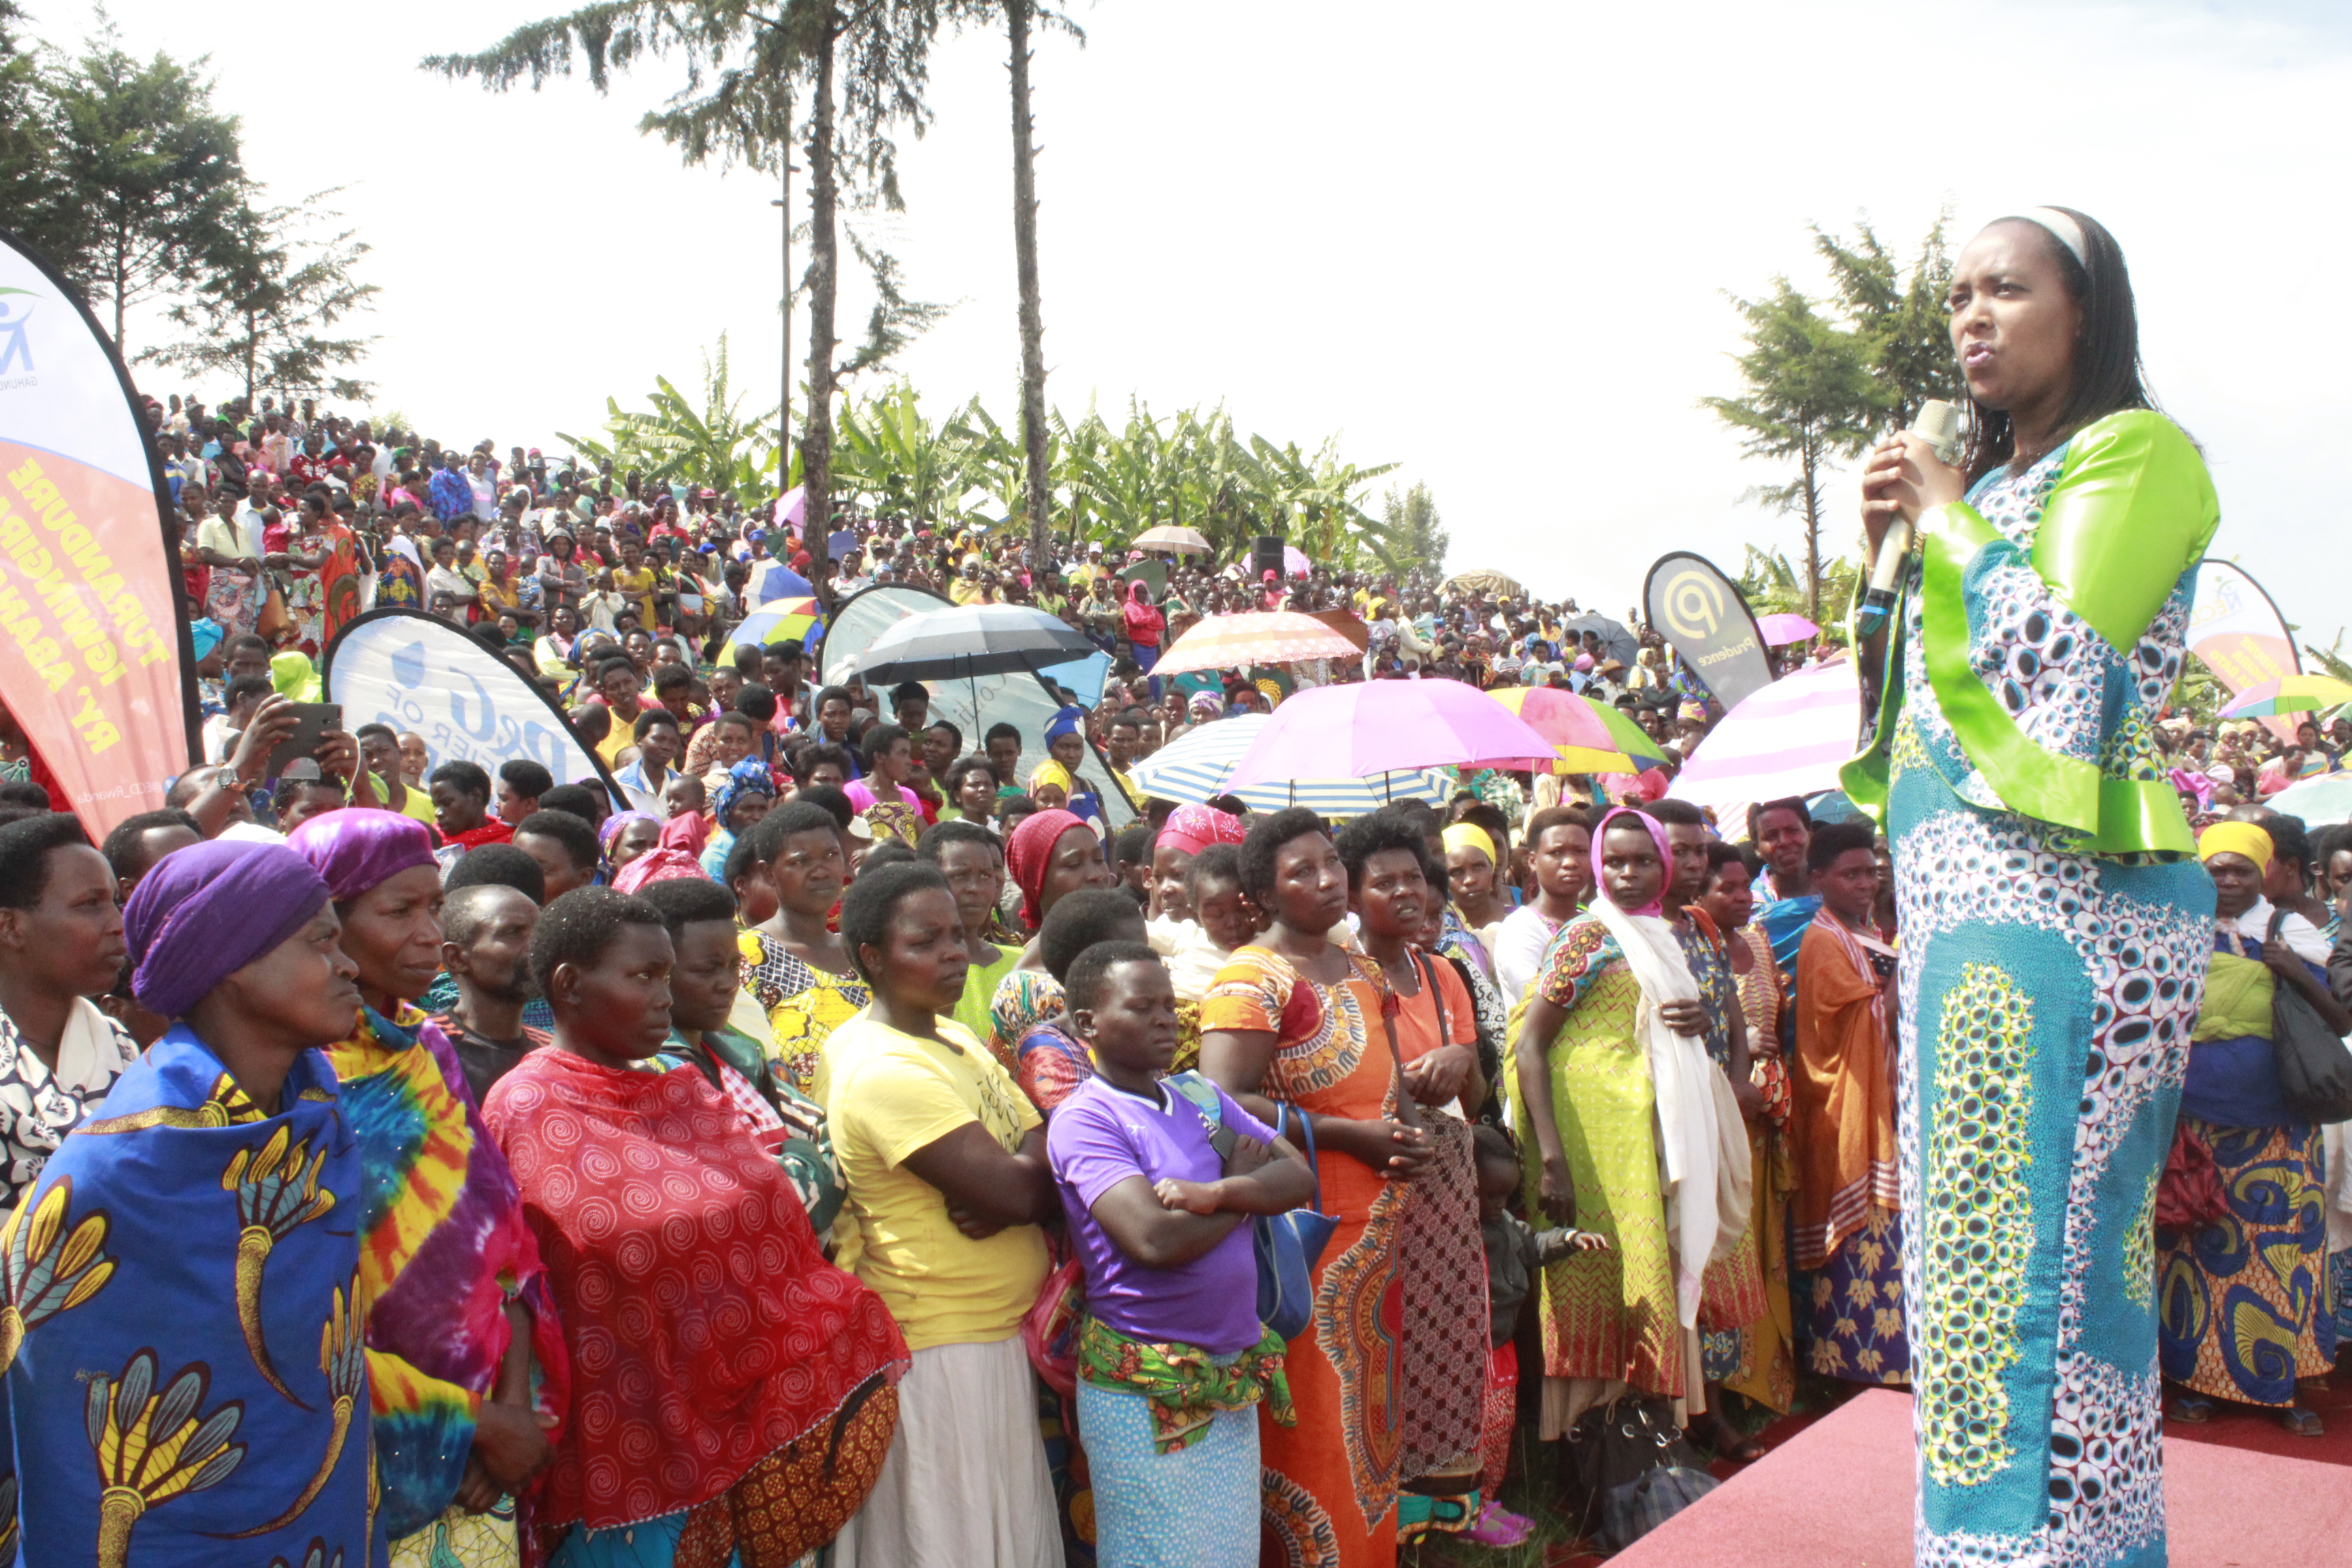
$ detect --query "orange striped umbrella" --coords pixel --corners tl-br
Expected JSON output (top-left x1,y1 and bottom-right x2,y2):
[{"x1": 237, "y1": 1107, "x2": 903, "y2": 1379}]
[{"x1": 1151, "y1": 611, "x2": 1363, "y2": 677}]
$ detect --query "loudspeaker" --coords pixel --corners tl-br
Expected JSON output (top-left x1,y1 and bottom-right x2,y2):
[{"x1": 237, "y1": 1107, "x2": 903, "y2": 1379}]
[{"x1": 1252, "y1": 535, "x2": 1285, "y2": 579}]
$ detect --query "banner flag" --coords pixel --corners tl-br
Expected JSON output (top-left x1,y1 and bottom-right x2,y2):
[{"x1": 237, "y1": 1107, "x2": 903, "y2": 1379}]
[
  {"x1": 0, "y1": 228, "x2": 199, "y2": 835},
  {"x1": 821, "y1": 584, "x2": 1137, "y2": 823},
  {"x1": 324, "y1": 608, "x2": 622, "y2": 802},
  {"x1": 2189, "y1": 559, "x2": 2302, "y2": 744},
  {"x1": 1642, "y1": 551, "x2": 1774, "y2": 710}
]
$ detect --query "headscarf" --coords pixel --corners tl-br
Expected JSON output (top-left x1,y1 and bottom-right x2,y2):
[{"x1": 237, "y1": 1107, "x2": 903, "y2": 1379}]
[
  {"x1": 287, "y1": 806, "x2": 437, "y2": 902},
  {"x1": 1028, "y1": 759, "x2": 1074, "y2": 799},
  {"x1": 1006, "y1": 807, "x2": 1089, "y2": 927},
  {"x1": 611, "y1": 848, "x2": 708, "y2": 894},
  {"x1": 2198, "y1": 820, "x2": 2272, "y2": 870},
  {"x1": 713, "y1": 757, "x2": 777, "y2": 826},
  {"x1": 1573, "y1": 653, "x2": 1595, "y2": 672},
  {"x1": 189, "y1": 617, "x2": 226, "y2": 662},
  {"x1": 1157, "y1": 803, "x2": 1245, "y2": 859},
  {"x1": 272, "y1": 649, "x2": 323, "y2": 702},
  {"x1": 1441, "y1": 821, "x2": 1498, "y2": 869},
  {"x1": 1044, "y1": 704, "x2": 1086, "y2": 743},
  {"x1": 659, "y1": 808, "x2": 709, "y2": 858},
  {"x1": 1594, "y1": 805, "x2": 1676, "y2": 919},
  {"x1": 1188, "y1": 689, "x2": 1223, "y2": 719},
  {"x1": 600, "y1": 809, "x2": 660, "y2": 853},
  {"x1": 125, "y1": 838, "x2": 334, "y2": 1019}
]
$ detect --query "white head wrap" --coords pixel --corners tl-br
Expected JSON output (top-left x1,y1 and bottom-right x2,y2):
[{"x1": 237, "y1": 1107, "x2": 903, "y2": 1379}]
[{"x1": 1997, "y1": 206, "x2": 2089, "y2": 268}]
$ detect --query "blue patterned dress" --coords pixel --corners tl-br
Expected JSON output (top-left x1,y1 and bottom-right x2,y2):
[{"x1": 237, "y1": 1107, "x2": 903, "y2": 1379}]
[{"x1": 1874, "y1": 415, "x2": 2217, "y2": 1568}]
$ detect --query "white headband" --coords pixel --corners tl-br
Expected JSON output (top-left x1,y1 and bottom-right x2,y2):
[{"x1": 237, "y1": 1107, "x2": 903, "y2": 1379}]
[{"x1": 1998, "y1": 206, "x2": 2089, "y2": 269}]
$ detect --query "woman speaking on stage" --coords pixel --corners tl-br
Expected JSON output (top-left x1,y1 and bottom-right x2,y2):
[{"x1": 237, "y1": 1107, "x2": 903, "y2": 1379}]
[{"x1": 1847, "y1": 206, "x2": 2219, "y2": 1568}]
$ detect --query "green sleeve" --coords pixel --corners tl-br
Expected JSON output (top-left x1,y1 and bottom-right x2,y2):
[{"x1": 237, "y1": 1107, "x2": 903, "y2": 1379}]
[{"x1": 2026, "y1": 410, "x2": 2220, "y2": 653}]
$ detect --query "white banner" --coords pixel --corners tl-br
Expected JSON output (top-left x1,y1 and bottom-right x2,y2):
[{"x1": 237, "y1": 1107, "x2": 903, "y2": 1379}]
[{"x1": 323, "y1": 608, "x2": 618, "y2": 798}]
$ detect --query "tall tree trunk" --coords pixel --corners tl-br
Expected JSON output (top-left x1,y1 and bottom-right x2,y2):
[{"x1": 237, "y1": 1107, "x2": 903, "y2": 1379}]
[
  {"x1": 1800, "y1": 441, "x2": 1822, "y2": 622},
  {"x1": 1007, "y1": 0, "x2": 1051, "y2": 575},
  {"x1": 800, "y1": 6, "x2": 840, "y2": 606},
  {"x1": 778, "y1": 85, "x2": 793, "y2": 509}
]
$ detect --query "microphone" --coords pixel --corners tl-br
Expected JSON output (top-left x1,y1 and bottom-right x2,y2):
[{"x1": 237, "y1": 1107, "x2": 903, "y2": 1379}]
[{"x1": 1855, "y1": 399, "x2": 1962, "y2": 638}]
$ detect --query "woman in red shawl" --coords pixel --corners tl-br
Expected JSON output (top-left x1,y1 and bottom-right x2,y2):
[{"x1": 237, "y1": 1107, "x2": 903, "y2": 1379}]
[
  {"x1": 987, "y1": 808, "x2": 1119, "y2": 1068},
  {"x1": 483, "y1": 887, "x2": 906, "y2": 1566}
]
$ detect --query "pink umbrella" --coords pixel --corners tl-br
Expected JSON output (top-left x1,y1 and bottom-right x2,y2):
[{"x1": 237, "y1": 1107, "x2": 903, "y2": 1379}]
[
  {"x1": 1283, "y1": 545, "x2": 1310, "y2": 578},
  {"x1": 1152, "y1": 611, "x2": 1362, "y2": 676},
  {"x1": 776, "y1": 485, "x2": 807, "y2": 528},
  {"x1": 1756, "y1": 612, "x2": 1818, "y2": 647},
  {"x1": 1225, "y1": 678, "x2": 1556, "y2": 787}
]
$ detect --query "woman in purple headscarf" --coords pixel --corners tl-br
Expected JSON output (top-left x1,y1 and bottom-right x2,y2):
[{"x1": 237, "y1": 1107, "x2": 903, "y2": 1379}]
[
  {"x1": 1509, "y1": 807, "x2": 1750, "y2": 1439},
  {"x1": 284, "y1": 808, "x2": 568, "y2": 1567}
]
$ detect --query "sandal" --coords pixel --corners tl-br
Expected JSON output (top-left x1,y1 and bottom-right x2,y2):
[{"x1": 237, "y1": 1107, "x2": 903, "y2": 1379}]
[
  {"x1": 2170, "y1": 1394, "x2": 2216, "y2": 1424},
  {"x1": 2278, "y1": 1407, "x2": 2325, "y2": 1438},
  {"x1": 1463, "y1": 1501, "x2": 1535, "y2": 1548}
]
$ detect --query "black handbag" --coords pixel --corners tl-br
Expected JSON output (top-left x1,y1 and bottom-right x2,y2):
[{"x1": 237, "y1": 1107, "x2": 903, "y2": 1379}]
[
  {"x1": 2267, "y1": 907, "x2": 2352, "y2": 1124},
  {"x1": 1567, "y1": 1394, "x2": 1719, "y2": 1551}
]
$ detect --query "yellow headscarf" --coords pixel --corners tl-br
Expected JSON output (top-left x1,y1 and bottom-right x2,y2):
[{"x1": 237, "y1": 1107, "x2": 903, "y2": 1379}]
[
  {"x1": 1028, "y1": 760, "x2": 1074, "y2": 797},
  {"x1": 1441, "y1": 821, "x2": 1499, "y2": 868},
  {"x1": 2196, "y1": 821, "x2": 2272, "y2": 870}
]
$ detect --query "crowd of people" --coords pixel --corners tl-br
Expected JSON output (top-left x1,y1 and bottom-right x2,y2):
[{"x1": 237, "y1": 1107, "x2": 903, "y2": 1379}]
[{"x1": 5, "y1": 261, "x2": 2352, "y2": 1568}]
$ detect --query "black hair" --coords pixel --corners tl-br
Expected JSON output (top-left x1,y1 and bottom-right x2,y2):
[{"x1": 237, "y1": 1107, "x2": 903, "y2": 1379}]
[
  {"x1": 570, "y1": 704, "x2": 613, "y2": 747},
  {"x1": 1806, "y1": 817, "x2": 1878, "y2": 874},
  {"x1": 1701, "y1": 840, "x2": 1757, "y2": 887},
  {"x1": 1333, "y1": 808, "x2": 1440, "y2": 893},
  {"x1": 354, "y1": 722, "x2": 397, "y2": 745},
  {"x1": 1185, "y1": 842, "x2": 1243, "y2": 898},
  {"x1": 514, "y1": 808, "x2": 600, "y2": 872},
  {"x1": 1524, "y1": 805, "x2": 1591, "y2": 849},
  {"x1": 443, "y1": 842, "x2": 548, "y2": 903},
  {"x1": 1641, "y1": 797, "x2": 1706, "y2": 830},
  {"x1": 223, "y1": 672, "x2": 275, "y2": 708},
  {"x1": 1240, "y1": 806, "x2": 1332, "y2": 902},
  {"x1": 429, "y1": 760, "x2": 491, "y2": 801},
  {"x1": 889, "y1": 681, "x2": 928, "y2": 709},
  {"x1": 1203, "y1": 793, "x2": 1250, "y2": 819},
  {"x1": 485, "y1": 761, "x2": 546, "y2": 804},
  {"x1": 862, "y1": 723, "x2": 911, "y2": 769},
  {"x1": 1452, "y1": 801, "x2": 1513, "y2": 857},
  {"x1": 1109, "y1": 708, "x2": 1147, "y2": 734},
  {"x1": 538, "y1": 783, "x2": 607, "y2": 823},
  {"x1": 928, "y1": 719, "x2": 964, "y2": 754},
  {"x1": 637, "y1": 876, "x2": 738, "y2": 933},
  {"x1": 595, "y1": 655, "x2": 637, "y2": 685},
  {"x1": 0, "y1": 813, "x2": 91, "y2": 910},
  {"x1": 770, "y1": 638, "x2": 806, "y2": 663},
  {"x1": 944, "y1": 753, "x2": 998, "y2": 793},
  {"x1": 527, "y1": 886, "x2": 666, "y2": 998},
  {"x1": 984, "y1": 722, "x2": 1022, "y2": 747},
  {"x1": 862, "y1": 841, "x2": 917, "y2": 872},
  {"x1": 1111, "y1": 822, "x2": 1154, "y2": 867},
  {"x1": 632, "y1": 708, "x2": 680, "y2": 742},
  {"x1": 1471, "y1": 1121, "x2": 1520, "y2": 1175},
  {"x1": 814, "y1": 684, "x2": 853, "y2": 713},
  {"x1": 2238, "y1": 806, "x2": 2311, "y2": 882},
  {"x1": 651, "y1": 664, "x2": 694, "y2": 695},
  {"x1": 722, "y1": 828, "x2": 762, "y2": 892},
  {"x1": 1962, "y1": 209, "x2": 2158, "y2": 485},
  {"x1": 1037, "y1": 888, "x2": 1150, "y2": 983},
  {"x1": 442, "y1": 881, "x2": 537, "y2": 948},
  {"x1": 732, "y1": 643, "x2": 766, "y2": 676},
  {"x1": 794, "y1": 785, "x2": 855, "y2": 831},
  {"x1": 796, "y1": 744, "x2": 853, "y2": 785},
  {"x1": 1064, "y1": 938, "x2": 1161, "y2": 1017},
  {"x1": 917, "y1": 818, "x2": 1000, "y2": 862},
  {"x1": 997, "y1": 794, "x2": 1039, "y2": 827},
  {"x1": 711, "y1": 710, "x2": 759, "y2": 738},
  {"x1": 272, "y1": 773, "x2": 342, "y2": 813},
  {"x1": 1750, "y1": 796, "x2": 1813, "y2": 840},
  {"x1": 224, "y1": 632, "x2": 271, "y2": 662},
  {"x1": 99, "y1": 808, "x2": 201, "y2": 882},
  {"x1": 746, "y1": 799, "x2": 843, "y2": 864},
  {"x1": 837, "y1": 862, "x2": 953, "y2": 987},
  {"x1": 735, "y1": 685, "x2": 779, "y2": 724}
]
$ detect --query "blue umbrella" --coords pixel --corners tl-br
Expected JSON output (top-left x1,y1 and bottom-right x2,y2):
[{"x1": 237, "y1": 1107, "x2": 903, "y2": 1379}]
[
  {"x1": 1128, "y1": 713, "x2": 1454, "y2": 815},
  {"x1": 747, "y1": 558, "x2": 814, "y2": 605}
]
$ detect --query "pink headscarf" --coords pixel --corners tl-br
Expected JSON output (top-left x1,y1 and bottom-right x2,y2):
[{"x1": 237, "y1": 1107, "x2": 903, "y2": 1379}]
[
  {"x1": 612, "y1": 848, "x2": 710, "y2": 894},
  {"x1": 1593, "y1": 805, "x2": 1675, "y2": 919},
  {"x1": 1005, "y1": 808, "x2": 1088, "y2": 928},
  {"x1": 1156, "y1": 803, "x2": 1245, "y2": 860}
]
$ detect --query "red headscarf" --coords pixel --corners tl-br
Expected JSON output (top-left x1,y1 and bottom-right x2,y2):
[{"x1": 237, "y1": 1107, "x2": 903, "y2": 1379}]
[
  {"x1": 1156, "y1": 802, "x2": 1245, "y2": 859},
  {"x1": 1004, "y1": 807, "x2": 1088, "y2": 928}
]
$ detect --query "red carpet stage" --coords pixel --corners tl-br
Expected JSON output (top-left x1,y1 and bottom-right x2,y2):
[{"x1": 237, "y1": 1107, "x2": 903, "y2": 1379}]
[{"x1": 1605, "y1": 1386, "x2": 2352, "y2": 1567}]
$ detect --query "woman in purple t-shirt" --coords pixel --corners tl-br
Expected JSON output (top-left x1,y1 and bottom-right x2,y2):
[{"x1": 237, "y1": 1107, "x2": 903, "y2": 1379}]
[{"x1": 1047, "y1": 943, "x2": 1314, "y2": 1568}]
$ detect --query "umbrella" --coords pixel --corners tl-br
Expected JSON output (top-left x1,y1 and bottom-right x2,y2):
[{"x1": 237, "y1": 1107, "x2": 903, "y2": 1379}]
[
  {"x1": 1153, "y1": 612, "x2": 1364, "y2": 678},
  {"x1": 729, "y1": 598, "x2": 823, "y2": 650},
  {"x1": 2267, "y1": 772, "x2": 2352, "y2": 826},
  {"x1": 1128, "y1": 713, "x2": 1455, "y2": 814},
  {"x1": 775, "y1": 486, "x2": 807, "y2": 528},
  {"x1": 747, "y1": 558, "x2": 814, "y2": 605},
  {"x1": 2218, "y1": 675, "x2": 2352, "y2": 719},
  {"x1": 1756, "y1": 612, "x2": 1820, "y2": 647},
  {"x1": 832, "y1": 602, "x2": 1098, "y2": 689},
  {"x1": 1132, "y1": 524, "x2": 1213, "y2": 555},
  {"x1": 1486, "y1": 685, "x2": 1669, "y2": 774},
  {"x1": 1283, "y1": 545, "x2": 1311, "y2": 578},
  {"x1": 1225, "y1": 678, "x2": 1556, "y2": 788},
  {"x1": 1668, "y1": 659, "x2": 1862, "y2": 808},
  {"x1": 1439, "y1": 569, "x2": 1524, "y2": 598},
  {"x1": 1560, "y1": 612, "x2": 1639, "y2": 666}
]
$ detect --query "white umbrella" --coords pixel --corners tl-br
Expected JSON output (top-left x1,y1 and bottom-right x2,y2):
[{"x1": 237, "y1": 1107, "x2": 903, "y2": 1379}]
[{"x1": 1129, "y1": 714, "x2": 1455, "y2": 814}]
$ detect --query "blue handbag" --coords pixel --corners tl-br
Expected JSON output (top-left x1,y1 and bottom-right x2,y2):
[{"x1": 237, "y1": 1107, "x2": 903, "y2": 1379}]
[{"x1": 1162, "y1": 1074, "x2": 1340, "y2": 1341}]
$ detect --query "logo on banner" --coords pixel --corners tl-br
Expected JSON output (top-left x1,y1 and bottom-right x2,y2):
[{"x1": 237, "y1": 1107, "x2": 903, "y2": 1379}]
[
  {"x1": 1661, "y1": 567, "x2": 1729, "y2": 643},
  {"x1": 0, "y1": 289, "x2": 36, "y2": 380}
]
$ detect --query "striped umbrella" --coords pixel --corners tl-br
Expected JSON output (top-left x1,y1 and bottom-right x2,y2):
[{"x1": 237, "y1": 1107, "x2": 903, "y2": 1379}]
[
  {"x1": 1128, "y1": 713, "x2": 1454, "y2": 814},
  {"x1": 2217, "y1": 675, "x2": 2352, "y2": 719},
  {"x1": 1668, "y1": 659, "x2": 1862, "y2": 808},
  {"x1": 728, "y1": 597, "x2": 824, "y2": 649},
  {"x1": 1152, "y1": 612, "x2": 1363, "y2": 677},
  {"x1": 1486, "y1": 685, "x2": 1668, "y2": 774}
]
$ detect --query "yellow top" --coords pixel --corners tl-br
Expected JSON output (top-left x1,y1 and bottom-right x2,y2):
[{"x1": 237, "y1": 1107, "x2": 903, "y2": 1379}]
[{"x1": 822, "y1": 1011, "x2": 1050, "y2": 1350}]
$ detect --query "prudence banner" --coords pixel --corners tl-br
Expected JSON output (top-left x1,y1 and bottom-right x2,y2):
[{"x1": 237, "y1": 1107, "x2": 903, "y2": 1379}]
[
  {"x1": 1642, "y1": 550, "x2": 1775, "y2": 710},
  {"x1": 324, "y1": 608, "x2": 623, "y2": 801},
  {"x1": 2189, "y1": 559, "x2": 2301, "y2": 745},
  {"x1": 0, "y1": 227, "x2": 198, "y2": 834}
]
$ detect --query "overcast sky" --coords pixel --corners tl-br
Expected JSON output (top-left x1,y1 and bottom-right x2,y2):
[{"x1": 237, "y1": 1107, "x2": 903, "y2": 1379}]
[{"x1": 37, "y1": 0, "x2": 2352, "y2": 648}]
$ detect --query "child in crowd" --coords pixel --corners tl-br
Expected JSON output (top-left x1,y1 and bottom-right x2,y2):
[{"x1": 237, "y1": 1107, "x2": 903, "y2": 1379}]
[
  {"x1": 1147, "y1": 844, "x2": 1259, "y2": 1003},
  {"x1": 1468, "y1": 1124, "x2": 1607, "y2": 1547}
]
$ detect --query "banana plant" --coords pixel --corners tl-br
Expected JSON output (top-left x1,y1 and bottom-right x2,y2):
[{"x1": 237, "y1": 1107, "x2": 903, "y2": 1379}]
[{"x1": 559, "y1": 333, "x2": 781, "y2": 502}]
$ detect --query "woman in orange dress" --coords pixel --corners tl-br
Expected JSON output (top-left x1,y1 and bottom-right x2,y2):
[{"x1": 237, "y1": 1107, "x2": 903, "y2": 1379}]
[{"x1": 1200, "y1": 807, "x2": 1476, "y2": 1567}]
